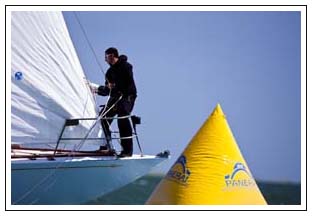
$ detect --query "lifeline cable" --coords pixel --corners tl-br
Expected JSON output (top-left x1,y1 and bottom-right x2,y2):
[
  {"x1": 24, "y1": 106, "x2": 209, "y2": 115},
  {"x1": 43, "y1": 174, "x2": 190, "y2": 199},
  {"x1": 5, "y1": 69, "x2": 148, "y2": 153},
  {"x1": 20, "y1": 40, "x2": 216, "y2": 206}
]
[
  {"x1": 14, "y1": 12, "x2": 114, "y2": 204},
  {"x1": 13, "y1": 91, "x2": 122, "y2": 204},
  {"x1": 74, "y1": 11, "x2": 115, "y2": 146},
  {"x1": 73, "y1": 93, "x2": 123, "y2": 151}
]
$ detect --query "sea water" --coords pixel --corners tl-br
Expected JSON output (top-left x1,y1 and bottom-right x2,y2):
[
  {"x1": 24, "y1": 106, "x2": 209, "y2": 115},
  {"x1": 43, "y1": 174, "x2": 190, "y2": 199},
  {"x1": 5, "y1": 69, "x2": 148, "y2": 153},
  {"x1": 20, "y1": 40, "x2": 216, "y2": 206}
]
[{"x1": 87, "y1": 174, "x2": 301, "y2": 205}]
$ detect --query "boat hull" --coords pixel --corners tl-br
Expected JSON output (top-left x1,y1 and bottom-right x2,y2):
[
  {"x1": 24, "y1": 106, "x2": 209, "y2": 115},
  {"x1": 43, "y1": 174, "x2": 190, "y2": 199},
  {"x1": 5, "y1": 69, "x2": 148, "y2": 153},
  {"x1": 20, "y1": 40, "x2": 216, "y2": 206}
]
[{"x1": 12, "y1": 155, "x2": 167, "y2": 204}]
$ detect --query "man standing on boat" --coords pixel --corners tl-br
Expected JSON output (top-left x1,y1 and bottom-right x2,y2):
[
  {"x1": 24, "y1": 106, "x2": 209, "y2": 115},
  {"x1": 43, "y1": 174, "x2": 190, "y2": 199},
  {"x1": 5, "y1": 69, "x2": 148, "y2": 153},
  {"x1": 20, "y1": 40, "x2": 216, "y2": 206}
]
[{"x1": 88, "y1": 47, "x2": 137, "y2": 157}]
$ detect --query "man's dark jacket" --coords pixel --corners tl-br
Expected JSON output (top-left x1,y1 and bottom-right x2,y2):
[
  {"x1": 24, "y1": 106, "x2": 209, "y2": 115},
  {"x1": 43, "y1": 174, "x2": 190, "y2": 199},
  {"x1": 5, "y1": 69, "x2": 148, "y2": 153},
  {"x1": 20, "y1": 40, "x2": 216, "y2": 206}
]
[{"x1": 98, "y1": 55, "x2": 137, "y2": 98}]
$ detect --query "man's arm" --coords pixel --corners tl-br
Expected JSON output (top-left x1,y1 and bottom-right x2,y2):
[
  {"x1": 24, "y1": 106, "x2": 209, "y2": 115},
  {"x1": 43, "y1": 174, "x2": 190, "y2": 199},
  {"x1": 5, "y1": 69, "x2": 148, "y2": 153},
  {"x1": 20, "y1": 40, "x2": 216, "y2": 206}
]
[
  {"x1": 85, "y1": 79, "x2": 110, "y2": 96},
  {"x1": 97, "y1": 85, "x2": 110, "y2": 96},
  {"x1": 98, "y1": 80, "x2": 116, "y2": 96}
]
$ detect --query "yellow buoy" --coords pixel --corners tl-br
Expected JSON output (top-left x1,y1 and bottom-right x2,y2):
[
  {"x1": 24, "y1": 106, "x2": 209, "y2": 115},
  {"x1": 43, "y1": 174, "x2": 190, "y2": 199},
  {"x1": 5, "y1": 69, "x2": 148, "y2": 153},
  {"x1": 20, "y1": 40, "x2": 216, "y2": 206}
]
[{"x1": 146, "y1": 104, "x2": 267, "y2": 205}]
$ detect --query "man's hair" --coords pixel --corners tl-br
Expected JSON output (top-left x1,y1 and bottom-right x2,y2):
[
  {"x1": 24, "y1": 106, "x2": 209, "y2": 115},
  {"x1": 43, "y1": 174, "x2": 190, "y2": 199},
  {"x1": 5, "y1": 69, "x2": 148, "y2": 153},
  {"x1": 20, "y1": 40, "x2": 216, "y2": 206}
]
[{"x1": 105, "y1": 47, "x2": 119, "y2": 57}]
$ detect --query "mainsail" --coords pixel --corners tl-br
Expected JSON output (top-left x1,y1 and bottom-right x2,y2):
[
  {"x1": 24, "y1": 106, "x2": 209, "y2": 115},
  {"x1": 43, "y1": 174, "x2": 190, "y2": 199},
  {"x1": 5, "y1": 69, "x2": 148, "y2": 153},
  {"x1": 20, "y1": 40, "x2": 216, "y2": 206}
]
[{"x1": 11, "y1": 11, "x2": 102, "y2": 149}]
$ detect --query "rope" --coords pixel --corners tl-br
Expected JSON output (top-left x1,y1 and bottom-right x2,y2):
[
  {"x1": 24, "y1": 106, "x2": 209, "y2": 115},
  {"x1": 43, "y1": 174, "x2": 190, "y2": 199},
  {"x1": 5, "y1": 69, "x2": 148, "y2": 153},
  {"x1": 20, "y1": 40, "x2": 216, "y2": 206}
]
[
  {"x1": 73, "y1": 92, "x2": 122, "y2": 151},
  {"x1": 73, "y1": 12, "x2": 120, "y2": 147},
  {"x1": 14, "y1": 12, "x2": 119, "y2": 204},
  {"x1": 13, "y1": 91, "x2": 122, "y2": 204}
]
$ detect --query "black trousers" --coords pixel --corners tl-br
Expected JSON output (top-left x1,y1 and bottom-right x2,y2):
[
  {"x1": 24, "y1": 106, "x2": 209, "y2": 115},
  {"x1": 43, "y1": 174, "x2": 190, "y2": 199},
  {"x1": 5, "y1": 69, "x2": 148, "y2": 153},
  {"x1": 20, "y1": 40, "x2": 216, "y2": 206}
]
[{"x1": 100, "y1": 95, "x2": 136, "y2": 154}]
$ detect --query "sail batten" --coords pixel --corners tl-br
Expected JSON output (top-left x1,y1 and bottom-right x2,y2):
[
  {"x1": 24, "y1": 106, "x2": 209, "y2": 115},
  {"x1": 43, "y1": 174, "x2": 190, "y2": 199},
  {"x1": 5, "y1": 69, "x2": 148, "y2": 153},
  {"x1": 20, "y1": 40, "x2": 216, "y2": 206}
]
[{"x1": 11, "y1": 11, "x2": 102, "y2": 148}]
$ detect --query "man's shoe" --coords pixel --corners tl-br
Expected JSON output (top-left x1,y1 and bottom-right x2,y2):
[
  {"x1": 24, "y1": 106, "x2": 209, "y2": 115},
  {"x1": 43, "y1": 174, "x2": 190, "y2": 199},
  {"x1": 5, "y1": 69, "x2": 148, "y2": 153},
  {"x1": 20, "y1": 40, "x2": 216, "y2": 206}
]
[{"x1": 107, "y1": 149, "x2": 117, "y2": 156}]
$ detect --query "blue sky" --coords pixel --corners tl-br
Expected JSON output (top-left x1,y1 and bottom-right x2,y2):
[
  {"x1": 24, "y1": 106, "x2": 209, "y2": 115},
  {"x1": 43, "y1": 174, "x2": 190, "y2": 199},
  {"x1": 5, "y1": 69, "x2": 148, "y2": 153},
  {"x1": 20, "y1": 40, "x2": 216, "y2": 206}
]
[{"x1": 63, "y1": 11, "x2": 301, "y2": 182}]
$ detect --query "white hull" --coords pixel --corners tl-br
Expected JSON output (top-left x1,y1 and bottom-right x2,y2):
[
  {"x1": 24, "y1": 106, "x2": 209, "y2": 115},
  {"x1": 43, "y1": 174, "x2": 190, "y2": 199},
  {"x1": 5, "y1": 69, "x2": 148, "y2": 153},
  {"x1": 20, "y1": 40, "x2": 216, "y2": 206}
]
[{"x1": 12, "y1": 154, "x2": 167, "y2": 204}]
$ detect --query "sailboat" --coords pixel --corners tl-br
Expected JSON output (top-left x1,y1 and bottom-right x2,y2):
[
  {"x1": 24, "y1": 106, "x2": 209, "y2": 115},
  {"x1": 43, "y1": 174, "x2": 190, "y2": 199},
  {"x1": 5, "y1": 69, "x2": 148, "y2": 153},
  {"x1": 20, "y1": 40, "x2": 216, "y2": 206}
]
[{"x1": 10, "y1": 11, "x2": 169, "y2": 205}]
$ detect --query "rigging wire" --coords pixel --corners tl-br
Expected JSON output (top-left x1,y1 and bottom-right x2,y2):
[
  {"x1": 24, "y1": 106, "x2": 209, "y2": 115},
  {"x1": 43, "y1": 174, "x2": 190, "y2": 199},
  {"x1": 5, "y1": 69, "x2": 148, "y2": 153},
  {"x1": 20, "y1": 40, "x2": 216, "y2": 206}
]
[
  {"x1": 13, "y1": 93, "x2": 122, "y2": 204},
  {"x1": 73, "y1": 12, "x2": 105, "y2": 76},
  {"x1": 14, "y1": 12, "x2": 118, "y2": 204},
  {"x1": 73, "y1": 11, "x2": 104, "y2": 144},
  {"x1": 74, "y1": 91, "x2": 122, "y2": 151},
  {"x1": 73, "y1": 12, "x2": 121, "y2": 150},
  {"x1": 74, "y1": 11, "x2": 105, "y2": 124}
]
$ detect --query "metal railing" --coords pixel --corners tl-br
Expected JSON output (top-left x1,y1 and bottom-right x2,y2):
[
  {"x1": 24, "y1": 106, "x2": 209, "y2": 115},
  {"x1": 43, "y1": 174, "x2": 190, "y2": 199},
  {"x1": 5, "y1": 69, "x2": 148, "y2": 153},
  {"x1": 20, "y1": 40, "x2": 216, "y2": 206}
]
[{"x1": 53, "y1": 115, "x2": 142, "y2": 157}]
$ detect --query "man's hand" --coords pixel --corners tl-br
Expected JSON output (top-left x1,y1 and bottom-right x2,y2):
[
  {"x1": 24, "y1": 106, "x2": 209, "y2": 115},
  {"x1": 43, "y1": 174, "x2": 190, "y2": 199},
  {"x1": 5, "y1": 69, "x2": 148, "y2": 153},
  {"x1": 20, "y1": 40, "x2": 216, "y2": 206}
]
[{"x1": 84, "y1": 78, "x2": 99, "y2": 94}]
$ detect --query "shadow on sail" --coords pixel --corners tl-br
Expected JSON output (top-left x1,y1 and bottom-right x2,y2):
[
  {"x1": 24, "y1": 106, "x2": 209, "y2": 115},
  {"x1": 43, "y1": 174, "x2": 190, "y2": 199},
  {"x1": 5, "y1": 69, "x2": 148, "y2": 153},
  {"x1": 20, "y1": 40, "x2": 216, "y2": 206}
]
[{"x1": 10, "y1": 11, "x2": 169, "y2": 205}]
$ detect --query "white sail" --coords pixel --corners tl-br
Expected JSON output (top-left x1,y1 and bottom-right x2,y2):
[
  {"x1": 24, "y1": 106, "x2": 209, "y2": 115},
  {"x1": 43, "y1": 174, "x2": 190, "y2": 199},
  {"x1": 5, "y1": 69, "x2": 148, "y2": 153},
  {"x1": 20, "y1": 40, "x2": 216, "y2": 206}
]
[
  {"x1": 10, "y1": 11, "x2": 170, "y2": 206},
  {"x1": 11, "y1": 11, "x2": 102, "y2": 149}
]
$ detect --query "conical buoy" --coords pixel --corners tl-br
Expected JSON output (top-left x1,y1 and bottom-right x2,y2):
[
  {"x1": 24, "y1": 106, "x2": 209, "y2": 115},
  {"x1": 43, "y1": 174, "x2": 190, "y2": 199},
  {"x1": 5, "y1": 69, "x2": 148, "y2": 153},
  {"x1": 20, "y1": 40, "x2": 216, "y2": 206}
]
[{"x1": 146, "y1": 104, "x2": 267, "y2": 205}]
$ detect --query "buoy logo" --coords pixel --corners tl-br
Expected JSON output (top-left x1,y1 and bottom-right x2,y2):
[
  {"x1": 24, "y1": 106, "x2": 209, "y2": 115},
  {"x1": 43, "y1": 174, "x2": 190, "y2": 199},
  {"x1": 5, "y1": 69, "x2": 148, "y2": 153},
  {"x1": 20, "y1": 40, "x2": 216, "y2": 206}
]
[
  {"x1": 224, "y1": 162, "x2": 256, "y2": 189},
  {"x1": 166, "y1": 155, "x2": 191, "y2": 185}
]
